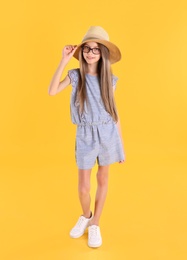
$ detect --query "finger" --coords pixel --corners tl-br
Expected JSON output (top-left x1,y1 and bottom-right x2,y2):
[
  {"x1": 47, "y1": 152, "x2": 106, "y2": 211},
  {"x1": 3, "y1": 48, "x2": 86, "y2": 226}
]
[
  {"x1": 64, "y1": 45, "x2": 73, "y2": 51},
  {"x1": 71, "y1": 45, "x2": 78, "y2": 54},
  {"x1": 65, "y1": 45, "x2": 77, "y2": 53},
  {"x1": 119, "y1": 160, "x2": 125, "y2": 164}
]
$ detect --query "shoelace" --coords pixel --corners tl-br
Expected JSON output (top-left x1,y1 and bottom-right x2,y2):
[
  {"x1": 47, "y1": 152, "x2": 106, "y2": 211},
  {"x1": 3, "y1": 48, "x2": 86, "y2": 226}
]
[
  {"x1": 76, "y1": 216, "x2": 86, "y2": 228},
  {"x1": 89, "y1": 226, "x2": 99, "y2": 239}
]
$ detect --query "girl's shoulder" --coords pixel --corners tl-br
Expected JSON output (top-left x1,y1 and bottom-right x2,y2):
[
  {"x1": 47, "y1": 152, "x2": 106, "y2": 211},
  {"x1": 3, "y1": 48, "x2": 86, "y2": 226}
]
[
  {"x1": 112, "y1": 74, "x2": 118, "y2": 87},
  {"x1": 68, "y1": 68, "x2": 80, "y2": 87}
]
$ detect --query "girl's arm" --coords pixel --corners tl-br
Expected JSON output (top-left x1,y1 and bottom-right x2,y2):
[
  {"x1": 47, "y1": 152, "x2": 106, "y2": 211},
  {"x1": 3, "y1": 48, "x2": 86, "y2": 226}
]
[
  {"x1": 113, "y1": 86, "x2": 125, "y2": 163},
  {"x1": 48, "y1": 45, "x2": 77, "y2": 96},
  {"x1": 116, "y1": 117, "x2": 125, "y2": 163}
]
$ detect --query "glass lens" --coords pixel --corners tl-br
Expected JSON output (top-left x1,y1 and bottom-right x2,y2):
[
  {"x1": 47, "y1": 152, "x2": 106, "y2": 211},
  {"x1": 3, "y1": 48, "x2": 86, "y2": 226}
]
[
  {"x1": 82, "y1": 46, "x2": 90, "y2": 53},
  {"x1": 92, "y1": 48, "x2": 100, "y2": 54}
]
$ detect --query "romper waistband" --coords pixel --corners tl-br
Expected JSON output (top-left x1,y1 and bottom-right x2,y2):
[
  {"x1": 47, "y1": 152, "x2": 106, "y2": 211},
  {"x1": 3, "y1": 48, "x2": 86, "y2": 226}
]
[{"x1": 77, "y1": 120, "x2": 114, "y2": 126}]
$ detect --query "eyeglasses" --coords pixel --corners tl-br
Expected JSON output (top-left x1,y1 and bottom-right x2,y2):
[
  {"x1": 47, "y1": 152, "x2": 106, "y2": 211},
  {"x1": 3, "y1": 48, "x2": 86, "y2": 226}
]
[{"x1": 82, "y1": 45, "x2": 101, "y2": 55}]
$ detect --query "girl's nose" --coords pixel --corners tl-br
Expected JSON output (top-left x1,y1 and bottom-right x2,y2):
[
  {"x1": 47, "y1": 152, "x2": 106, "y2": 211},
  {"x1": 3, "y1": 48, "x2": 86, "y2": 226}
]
[{"x1": 87, "y1": 49, "x2": 93, "y2": 54}]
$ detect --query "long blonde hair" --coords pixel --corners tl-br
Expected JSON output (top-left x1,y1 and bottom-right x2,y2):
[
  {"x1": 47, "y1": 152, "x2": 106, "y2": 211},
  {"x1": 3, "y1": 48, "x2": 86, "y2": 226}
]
[{"x1": 76, "y1": 43, "x2": 118, "y2": 122}]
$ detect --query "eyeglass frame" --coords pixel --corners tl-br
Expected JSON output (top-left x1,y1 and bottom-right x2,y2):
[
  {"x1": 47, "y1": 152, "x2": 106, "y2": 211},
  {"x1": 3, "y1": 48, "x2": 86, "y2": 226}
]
[{"x1": 81, "y1": 45, "x2": 101, "y2": 55}]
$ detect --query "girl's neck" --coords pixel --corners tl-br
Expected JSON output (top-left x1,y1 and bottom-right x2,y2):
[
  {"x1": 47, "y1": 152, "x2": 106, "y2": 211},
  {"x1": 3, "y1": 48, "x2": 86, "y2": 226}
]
[{"x1": 86, "y1": 64, "x2": 98, "y2": 76}]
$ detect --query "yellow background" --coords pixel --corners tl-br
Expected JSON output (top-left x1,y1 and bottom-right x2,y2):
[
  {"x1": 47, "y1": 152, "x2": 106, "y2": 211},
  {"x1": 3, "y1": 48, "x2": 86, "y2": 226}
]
[{"x1": 0, "y1": 0, "x2": 187, "y2": 259}]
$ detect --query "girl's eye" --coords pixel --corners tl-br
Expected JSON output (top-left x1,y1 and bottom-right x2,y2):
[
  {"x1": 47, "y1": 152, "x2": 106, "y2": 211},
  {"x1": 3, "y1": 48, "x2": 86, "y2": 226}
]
[
  {"x1": 82, "y1": 46, "x2": 90, "y2": 53},
  {"x1": 93, "y1": 48, "x2": 100, "y2": 54},
  {"x1": 84, "y1": 46, "x2": 90, "y2": 52}
]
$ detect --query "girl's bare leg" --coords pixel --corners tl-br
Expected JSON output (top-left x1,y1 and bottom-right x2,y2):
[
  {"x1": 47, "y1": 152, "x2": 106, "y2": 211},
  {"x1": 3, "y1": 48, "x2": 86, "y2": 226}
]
[
  {"x1": 78, "y1": 169, "x2": 92, "y2": 218},
  {"x1": 90, "y1": 165, "x2": 109, "y2": 226}
]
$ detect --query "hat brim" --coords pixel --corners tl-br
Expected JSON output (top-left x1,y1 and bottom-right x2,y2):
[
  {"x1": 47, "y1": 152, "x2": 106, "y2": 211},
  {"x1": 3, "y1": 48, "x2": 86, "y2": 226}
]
[{"x1": 73, "y1": 39, "x2": 121, "y2": 64}]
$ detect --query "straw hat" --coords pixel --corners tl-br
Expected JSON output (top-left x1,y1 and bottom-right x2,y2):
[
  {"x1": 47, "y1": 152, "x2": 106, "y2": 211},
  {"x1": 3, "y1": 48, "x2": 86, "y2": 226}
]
[{"x1": 73, "y1": 26, "x2": 121, "y2": 64}]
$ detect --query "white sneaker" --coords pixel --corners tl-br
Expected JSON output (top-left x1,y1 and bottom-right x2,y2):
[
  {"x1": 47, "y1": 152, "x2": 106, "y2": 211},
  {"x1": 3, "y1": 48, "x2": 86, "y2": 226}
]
[
  {"x1": 88, "y1": 225, "x2": 102, "y2": 248},
  {"x1": 70, "y1": 214, "x2": 92, "y2": 238}
]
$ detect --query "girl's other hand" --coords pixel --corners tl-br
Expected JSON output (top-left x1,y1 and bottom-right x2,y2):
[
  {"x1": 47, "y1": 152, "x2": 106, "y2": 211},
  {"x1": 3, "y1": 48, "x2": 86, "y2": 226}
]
[
  {"x1": 62, "y1": 45, "x2": 77, "y2": 63},
  {"x1": 119, "y1": 160, "x2": 125, "y2": 164}
]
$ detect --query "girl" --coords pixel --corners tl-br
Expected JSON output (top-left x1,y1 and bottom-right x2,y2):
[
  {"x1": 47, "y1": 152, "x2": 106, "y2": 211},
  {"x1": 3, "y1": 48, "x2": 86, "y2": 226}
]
[{"x1": 48, "y1": 26, "x2": 125, "y2": 248}]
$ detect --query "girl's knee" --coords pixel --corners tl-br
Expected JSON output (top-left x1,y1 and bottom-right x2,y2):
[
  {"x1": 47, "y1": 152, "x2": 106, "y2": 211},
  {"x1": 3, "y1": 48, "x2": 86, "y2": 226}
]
[
  {"x1": 78, "y1": 168, "x2": 91, "y2": 196},
  {"x1": 78, "y1": 184, "x2": 90, "y2": 197},
  {"x1": 97, "y1": 168, "x2": 109, "y2": 187}
]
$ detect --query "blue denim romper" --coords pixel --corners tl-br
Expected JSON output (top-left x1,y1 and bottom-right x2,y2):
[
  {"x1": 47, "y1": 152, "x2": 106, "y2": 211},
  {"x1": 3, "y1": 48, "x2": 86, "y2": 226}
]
[{"x1": 68, "y1": 69, "x2": 125, "y2": 169}]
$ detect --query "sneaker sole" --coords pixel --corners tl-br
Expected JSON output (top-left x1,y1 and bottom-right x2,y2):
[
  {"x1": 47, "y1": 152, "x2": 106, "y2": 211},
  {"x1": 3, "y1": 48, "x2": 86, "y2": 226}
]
[
  {"x1": 88, "y1": 240, "x2": 102, "y2": 248},
  {"x1": 70, "y1": 230, "x2": 85, "y2": 239}
]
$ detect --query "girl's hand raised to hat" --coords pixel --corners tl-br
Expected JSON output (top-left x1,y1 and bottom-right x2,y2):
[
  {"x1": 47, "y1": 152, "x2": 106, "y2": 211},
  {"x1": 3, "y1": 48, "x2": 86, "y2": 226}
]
[{"x1": 62, "y1": 45, "x2": 77, "y2": 63}]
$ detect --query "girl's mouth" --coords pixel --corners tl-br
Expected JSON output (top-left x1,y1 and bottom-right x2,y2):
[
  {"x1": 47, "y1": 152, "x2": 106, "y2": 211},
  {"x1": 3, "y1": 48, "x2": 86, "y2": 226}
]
[{"x1": 86, "y1": 56, "x2": 94, "y2": 59}]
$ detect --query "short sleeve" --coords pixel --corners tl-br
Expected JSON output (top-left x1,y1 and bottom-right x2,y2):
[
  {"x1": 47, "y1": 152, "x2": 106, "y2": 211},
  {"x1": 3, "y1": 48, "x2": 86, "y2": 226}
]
[
  {"x1": 112, "y1": 75, "x2": 118, "y2": 91},
  {"x1": 68, "y1": 69, "x2": 80, "y2": 88}
]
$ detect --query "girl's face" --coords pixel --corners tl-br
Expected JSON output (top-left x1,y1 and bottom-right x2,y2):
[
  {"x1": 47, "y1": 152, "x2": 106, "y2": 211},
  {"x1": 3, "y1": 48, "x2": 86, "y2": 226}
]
[{"x1": 82, "y1": 42, "x2": 101, "y2": 65}]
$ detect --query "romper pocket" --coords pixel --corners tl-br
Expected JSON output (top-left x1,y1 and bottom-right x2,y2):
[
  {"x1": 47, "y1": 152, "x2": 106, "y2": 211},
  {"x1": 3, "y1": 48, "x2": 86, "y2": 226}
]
[{"x1": 76, "y1": 126, "x2": 93, "y2": 146}]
